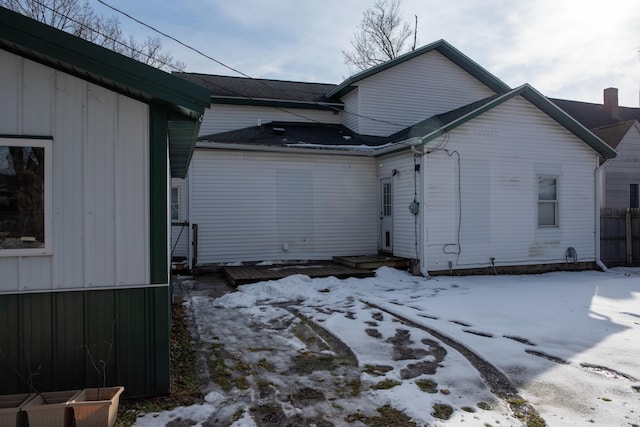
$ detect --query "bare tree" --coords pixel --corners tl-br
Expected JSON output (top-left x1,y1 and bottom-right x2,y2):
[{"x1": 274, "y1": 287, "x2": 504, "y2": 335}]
[
  {"x1": 343, "y1": 0, "x2": 414, "y2": 72},
  {"x1": 0, "y1": 0, "x2": 185, "y2": 71}
]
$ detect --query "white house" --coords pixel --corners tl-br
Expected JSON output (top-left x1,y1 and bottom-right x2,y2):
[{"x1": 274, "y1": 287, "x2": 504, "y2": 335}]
[
  {"x1": 173, "y1": 40, "x2": 616, "y2": 275},
  {"x1": 0, "y1": 7, "x2": 209, "y2": 397}
]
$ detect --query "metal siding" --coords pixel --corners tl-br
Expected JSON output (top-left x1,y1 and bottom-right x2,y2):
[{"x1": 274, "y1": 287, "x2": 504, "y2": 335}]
[
  {"x1": 0, "y1": 50, "x2": 20, "y2": 132},
  {"x1": 0, "y1": 51, "x2": 151, "y2": 293},
  {"x1": 116, "y1": 96, "x2": 150, "y2": 286},
  {"x1": 0, "y1": 287, "x2": 170, "y2": 397},
  {"x1": 424, "y1": 97, "x2": 597, "y2": 271},
  {"x1": 85, "y1": 84, "x2": 117, "y2": 287},
  {"x1": 199, "y1": 104, "x2": 342, "y2": 136},
  {"x1": 149, "y1": 105, "x2": 169, "y2": 285},
  {"x1": 190, "y1": 149, "x2": 377, "y2": 265},
  {"x1": 52, "y1": 73, "x2": 86, "y2": 288},
  {"x1": 356, "y1": 50, "x2": 496, "y2": 137}
]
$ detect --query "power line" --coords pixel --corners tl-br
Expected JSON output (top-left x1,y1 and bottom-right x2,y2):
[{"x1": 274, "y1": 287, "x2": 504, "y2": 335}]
[{"x1": 93, "y1": 0, "x2": 412, "y2": 131}]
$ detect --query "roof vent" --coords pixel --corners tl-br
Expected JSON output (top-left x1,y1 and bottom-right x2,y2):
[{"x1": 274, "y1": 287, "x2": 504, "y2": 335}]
[{"x1": 272, "y1": 127, "x2": 286, "y2": 135}]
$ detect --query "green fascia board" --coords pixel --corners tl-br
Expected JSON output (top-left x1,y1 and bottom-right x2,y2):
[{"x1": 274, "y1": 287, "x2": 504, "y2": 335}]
[
  {"x1": 386, "y1": 84, "x2": 617, "y2": 159},
  {"x1": 0, "y1": 7, "x2": 209, "y2": 119},
  {"x1": 169, "y1": 118, "x2": 202, "y2": 179},
  {"x1": 327, "y1": 39, "x2": 511, "y2": 99},
  {"x1": 211, "y1": 96, "x2": 344, "y2": 111}
]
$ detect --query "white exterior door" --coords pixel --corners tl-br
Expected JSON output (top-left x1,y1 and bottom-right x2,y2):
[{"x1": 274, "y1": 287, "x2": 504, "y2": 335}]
[{"x1": 380, "y1": 178, "x2": 393, "y2": 252}]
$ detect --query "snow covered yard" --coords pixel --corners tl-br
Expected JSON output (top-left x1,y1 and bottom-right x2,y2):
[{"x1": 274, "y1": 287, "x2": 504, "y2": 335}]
[{"x1": 135, "y1": 268, "x2": 640, "y2": 427}]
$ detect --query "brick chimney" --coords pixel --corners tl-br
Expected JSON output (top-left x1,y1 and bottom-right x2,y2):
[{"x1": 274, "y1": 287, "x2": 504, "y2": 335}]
[{"x1": 603, "y1": 87, "x2": 620, "y2": 120}]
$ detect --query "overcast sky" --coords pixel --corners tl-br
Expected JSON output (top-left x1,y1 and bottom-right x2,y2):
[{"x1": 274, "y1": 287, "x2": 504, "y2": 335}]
[{"x1": 92, "y1": 0, "x2": 640, "y2": 106}]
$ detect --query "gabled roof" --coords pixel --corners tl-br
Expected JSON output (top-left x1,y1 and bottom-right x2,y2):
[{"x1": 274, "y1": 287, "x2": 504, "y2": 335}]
[
  {"x1": 387, "y1": 84, "x2": 617, "y2": 159},
  {"x1": 326, "y1": 39, "x2": 511, "y2": 98},
  {"x1": 591, "y1": 120, "x2": 638, "y2": 149},
  {"x1": 0, "y1": 6, "x2": 210, "y2": 178},
  {"x1": 175, "y1": 73, "x2": 343, "y2": 110},
  {"x1": 550, "y1": 98, "x2": 640, "y2": 129},
  {"x1": 199, "y1": 121, "x2": 386, "y2": 147}
]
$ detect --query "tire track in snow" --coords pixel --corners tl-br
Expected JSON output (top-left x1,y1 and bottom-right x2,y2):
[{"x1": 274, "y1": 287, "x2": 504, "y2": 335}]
[{"x1": 364, "y1": 300, "x2": 546, "y2": 426}]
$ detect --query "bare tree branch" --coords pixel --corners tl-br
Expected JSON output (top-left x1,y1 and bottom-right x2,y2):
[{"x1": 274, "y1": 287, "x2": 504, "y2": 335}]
[
  {"x1": 0, "y1": 0, "x2": 185, "y2": 71},
  {"x1": 343, "y1": 0, "x2": 414, "y2": 72}
]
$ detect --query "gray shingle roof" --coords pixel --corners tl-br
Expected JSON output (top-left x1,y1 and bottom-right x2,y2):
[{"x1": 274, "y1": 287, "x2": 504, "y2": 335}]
[
  {"x1": 550, "y1": 98, "x2": 640, "y2": 129},
  {"x1": 199, "y1": 121, "x2": 386, "y2": 147},
  {"x1": 174, "y1": 73, "x2": 340, "y2": 105}
]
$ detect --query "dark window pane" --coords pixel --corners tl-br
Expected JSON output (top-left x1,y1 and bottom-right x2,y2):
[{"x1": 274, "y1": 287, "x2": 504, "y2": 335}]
[{"x1": 0, "y1": 146, "x2": 46, "y2": 249}]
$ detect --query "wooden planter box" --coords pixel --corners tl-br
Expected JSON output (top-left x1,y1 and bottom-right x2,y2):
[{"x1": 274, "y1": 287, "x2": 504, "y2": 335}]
[
  {"x1": 68, "y1": 386, "x2": 124, "y2": 427},
  {"x1": 0, "y1": 393, "x2": 35, "y2": 427},
  {"x1": 22, "y1": 390, "x2": 80, "y2": 427}
]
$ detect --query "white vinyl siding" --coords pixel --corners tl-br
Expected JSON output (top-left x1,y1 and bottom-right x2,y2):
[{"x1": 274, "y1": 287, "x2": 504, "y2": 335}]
[
  {"x1": 0, "y1": 50, "x2": 150, "y2": 293},
  {"x1": 376, "y1": 152, "x2": 420, "y2": 259},
  {"x1": 342, "y1": 89, "x2": 360, "y2": 133},
  {"x1": 538, "y1": 176, "x2": 559, "y2": 226},
  {"x1": 189, "y1": 149, "x2": 377, "y2": 265},
  {"x1": 199, "y1": 104, "x2": 342, "y2": 136},
  {"x1": 421, "y1": 96, "x2": 598, "y2": 271},
  {"x1": 602, "y1": 123, "x2": 640, "y2": 208},
  {"x1": 170, "y1": 177, "x2": 190, "y2": 259},
  {"x1": 352, "y1": 50, "x2": 496, "y2": 137}
]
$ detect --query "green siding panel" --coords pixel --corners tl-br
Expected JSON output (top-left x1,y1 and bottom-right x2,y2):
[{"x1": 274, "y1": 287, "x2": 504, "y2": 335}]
[
  {"x1": 150, "y1": 104, "x2": 169, "y2": 285},
  {"x1": 0, "y1": 287, "x2": 170, "y2": 398}
]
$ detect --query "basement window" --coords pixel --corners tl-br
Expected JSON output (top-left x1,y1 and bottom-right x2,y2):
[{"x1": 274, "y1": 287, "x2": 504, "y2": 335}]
[{"x1": 0, "y1": 138, "x2": 52, "y2": 256}]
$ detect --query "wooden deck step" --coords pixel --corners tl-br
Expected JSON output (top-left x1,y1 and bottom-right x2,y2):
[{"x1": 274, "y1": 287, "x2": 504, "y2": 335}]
[
  {"x1": 333, "y1": 255, "x2": 409, "y2": 270},
  {"x1": 222, "y1": 263, "x2": 375, "y2": 287}
]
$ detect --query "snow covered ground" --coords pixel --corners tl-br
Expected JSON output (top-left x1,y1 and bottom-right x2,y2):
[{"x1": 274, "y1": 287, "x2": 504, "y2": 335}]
[{"x1": 135, "y1": 268, "x2": 640, "y2": 427}]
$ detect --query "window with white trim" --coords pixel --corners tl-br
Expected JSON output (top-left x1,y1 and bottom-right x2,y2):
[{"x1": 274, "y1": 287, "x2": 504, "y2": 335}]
[
  {"x1": 538, "y1": 176, "x2": 558, "y2": 227},
  {"x1": 171, "y1": 187, "x2": 180, "y2": 221},
  {"x1": 0, "y1": 138, "x2": 52, "y2": 255}
]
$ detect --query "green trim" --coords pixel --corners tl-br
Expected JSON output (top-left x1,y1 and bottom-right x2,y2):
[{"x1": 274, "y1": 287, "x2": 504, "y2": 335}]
[
  {"x1": 150, "y1": 105, "x2": 169, "y2": 285},
  {"x1": 211, "y1": 96, "x2": 344, "y2": 111},
  {"x1": 327, "y1": 39, "x2": 511, "y2": 98},
  {"x1": 0, "y1": 7, "x2": 209, "y2": 119},
  {"x1": 0, "y1": 134, "x2": 53, "y2": 139}
]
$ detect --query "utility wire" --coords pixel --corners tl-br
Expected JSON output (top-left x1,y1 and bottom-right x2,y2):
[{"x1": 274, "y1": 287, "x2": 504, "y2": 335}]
[{"x1": 93, "y1": 0, "x2": 414, "y2": 131}]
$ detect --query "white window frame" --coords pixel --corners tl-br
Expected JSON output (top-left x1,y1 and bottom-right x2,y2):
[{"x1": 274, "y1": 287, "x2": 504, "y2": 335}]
[
  {"x1": 170, "y1": 187, "x2": 180, "y2": 222},
  {"x1": 537, "y1": 175, "x2": 559, "y2": 228},
  {"x1": 0, "y1": 137, "x2": 53, "y2": 257}
]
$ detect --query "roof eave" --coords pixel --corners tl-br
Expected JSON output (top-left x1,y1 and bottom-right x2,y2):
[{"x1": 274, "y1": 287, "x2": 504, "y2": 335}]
[
  {"x1": 210, "y1": 96, "x2": 344, "y2": 111},
  {"x1": 0, "y1": 7, "x2": 210, "y2": 119}
]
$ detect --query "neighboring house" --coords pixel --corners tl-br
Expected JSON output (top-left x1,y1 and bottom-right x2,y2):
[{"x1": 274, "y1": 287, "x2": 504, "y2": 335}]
[
  {"x1": 0, "y1": 7, "x2": 209, "y2": 397},
  {"x1": 173, "y1": 39, "x2": 616, "y2": 275},
  {"x1": 552, "y1": 88, "x2": 640, "y2": 208}
]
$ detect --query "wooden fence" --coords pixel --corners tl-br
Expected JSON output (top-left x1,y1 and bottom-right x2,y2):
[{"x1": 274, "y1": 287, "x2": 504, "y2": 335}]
[{"x1": 600, "y1": 208, "x2": 640, "y2": 266}]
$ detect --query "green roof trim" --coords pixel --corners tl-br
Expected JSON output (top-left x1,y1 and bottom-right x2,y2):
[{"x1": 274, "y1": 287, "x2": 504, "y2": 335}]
[
  {"x1": 0, "y1": 6, "x2": 210, "y2": 178},
  {"x1": 386, "y1": 84, "x2": 617, "y2": 159},
  {"x1": 327, "y1": 39, "x2": 511, "y2": 99}
]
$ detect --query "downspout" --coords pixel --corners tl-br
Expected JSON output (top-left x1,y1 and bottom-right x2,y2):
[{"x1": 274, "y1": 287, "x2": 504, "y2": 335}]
[
  {"x1": 411, "y1": 144, "x2": 429, "y2": 277},
  {"x1": 595, "y1": 157, "x2": 610, "y2": 272}
]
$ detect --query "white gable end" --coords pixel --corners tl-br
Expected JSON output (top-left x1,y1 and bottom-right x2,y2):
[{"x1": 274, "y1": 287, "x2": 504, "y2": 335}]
[{"x1": 345, "y1": 50, "x2": 497, "y2": 137}]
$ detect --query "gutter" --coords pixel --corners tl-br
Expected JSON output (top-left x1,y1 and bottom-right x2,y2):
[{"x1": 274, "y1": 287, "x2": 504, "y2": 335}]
[
  {"x1": 195, "y1": 141, "x2": 373, "y2": 156},
  {"x1": 595, "y1": 157, "x2": 610, "y2": 272}
]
